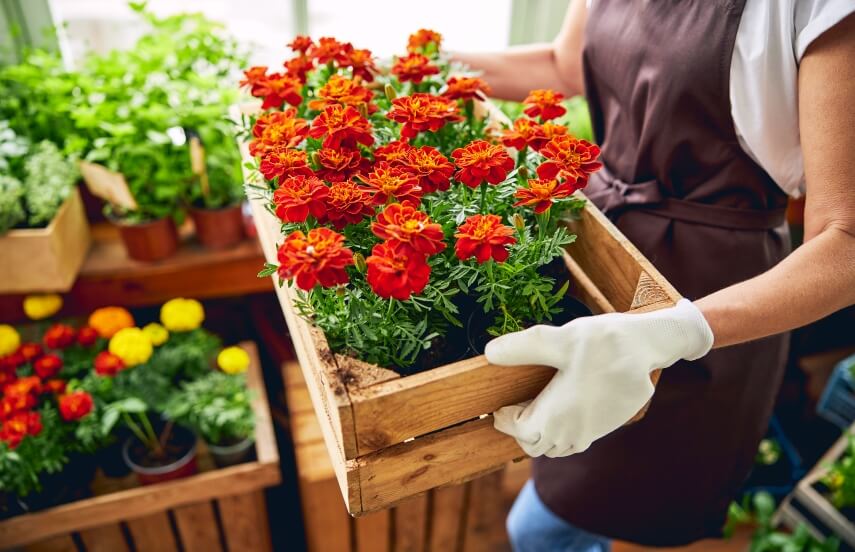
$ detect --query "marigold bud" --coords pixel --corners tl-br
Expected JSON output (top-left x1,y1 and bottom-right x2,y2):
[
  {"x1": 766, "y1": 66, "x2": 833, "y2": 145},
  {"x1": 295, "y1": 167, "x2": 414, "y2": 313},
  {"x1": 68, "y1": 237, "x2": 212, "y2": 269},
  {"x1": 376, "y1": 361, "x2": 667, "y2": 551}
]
[
  {"x1": 335, "y1": 286, "x2": 346, "y2": 297},
  {"x1": 517, "y1": 166, "x2": 529, "y2": 180},
  {"x1": 511, "y1": 213, "x2": 526, "y2": 232},
  {"x1": 310, "y1": 151, "x2": 320, "y2": 167},
  {"x1": 353, "y1": 252, "x2": 367, "y2": 273},
  {"x1": 358, "y1": 102, "x2": 369, "y2": 119},
  {"x1": 384, "y1": 83, "x2": 397, "y2": 102}
]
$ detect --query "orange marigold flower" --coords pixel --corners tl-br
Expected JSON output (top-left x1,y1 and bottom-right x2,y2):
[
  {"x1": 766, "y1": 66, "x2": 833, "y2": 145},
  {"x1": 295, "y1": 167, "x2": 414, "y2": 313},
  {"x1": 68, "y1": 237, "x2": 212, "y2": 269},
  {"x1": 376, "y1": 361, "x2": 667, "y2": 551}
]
[
  {"x1": 523, "y1": 89, "x2": 566, "y2": 122},
  {"x1": 277, "y1": 228, "x2": 354, "y2": 290},
  {"x1": 443, "y1": 77, "x2": 491, "y2": 101},
  {"x1": 250, "y1": 109, "x2": 310, "y2": 156},
  {"x1": 59, "y1": 391, "x2": 94, "y2": 422},
  {"x1": 255, "y1": 72, "x2": 304, "y2": 110},
  {"x1": 501, "y1": 118, "x2": 548, "y2": 151},
  {"x1": 371, "y1": 203, "x2": 446, "y2": 256},
  {"x1": 94, "y1": 351, "x2": 125, "y2": 377},
  {"x1": 288, "y1": 35, "x2": 314, "y2": 54},
  {"x1": 451, "y1": 140, "x2": 515, "y2": 188},
  {"x1": 0, "y1": 411, "x2": 41, "y2": 448},
  {"x1": 536, "y1": 135, "x2": 603, "y2": 187},
  {"x1": 283, "y1": 55, "x2": 315, "y2": 82},
  {"x1": 374, "y1": 140, "x2": 415, "y2": 165},
  {"x1": 366, "y1": 242, "x2": 431, "y2": 300},
  {"x1": 391, "y1": 53, "x2": 439, "y2": 84},
  {"x1": 324, "y1": 180, "x2": 375, "y2": 229},
  {"x1": 260, "y1": 146, "x2": 313, "y2": 181},
  {"x1": 315, "y1": 148, "x2": 368, "y2": 183},
  {"x1": 273, "y1": 175, "x2": 329, "y2": 223},
  {"x1": 541, "y1": 122, "x2": 569, "y2": 141},
  {"x1": 407, "y1": 29, "x2": 443, "y2": 53},
  {"x1": 339, "y1": 45, "x2": 377, "y2": 82},
  {"x1": 18, "y1": 343, "x2": 43, "y2": 363},
  {"x1": 359, "y1": 162, "x2": 422, "y2": 206},
  {"x1": 513, "y1": 178, "x2": 577, "y2": 214},
  {"x1": 239, "y1": 66, "x2": 270, "y2": 96},
  {"x1": 43, "y1": 324, "x2": 76, "y2": 350},
  {"x1": 33, "y1": 354, "x2": 62, "y2": 379},
  {"x1": 88, "y1": 306, "x2": 135, "y2": 339},
  {"x1": 310, "y1": 37, "x2": 347, "y2": 64},
  {"x1": 454, "y1": 214, "x2": 517, "y2": 264},
  {"x1": 398, "y1": 146, "x2": 454, "y2": 193},
  {"x1": 309, "y1": 104, "x2": 374, "y2": 150},
  {"x1": 386, "y1": 93, "x2": 462, "y2": 140},
  {"x1": 308, "y1": 75, "x2": 377, "y2": 113}
]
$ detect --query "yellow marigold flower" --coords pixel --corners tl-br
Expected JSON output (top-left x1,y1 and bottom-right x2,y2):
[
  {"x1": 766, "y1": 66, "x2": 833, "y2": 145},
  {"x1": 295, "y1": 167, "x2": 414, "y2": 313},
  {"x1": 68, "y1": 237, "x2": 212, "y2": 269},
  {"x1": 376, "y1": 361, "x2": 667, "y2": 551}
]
[
  {"x1": 218, "y1": 346, "x2": 250, "y2": 375},
  {"x1": 89, "y1": 307, "x2": 135, "y2": 339},
  {"x1": 0, "y1": 325, "x2": 21, "y2": 357},
  {"x1": 160, "y1": 298, "x2": 205, "y2": 332},
  {"x1": 142, "y1": 323, "x2": 169, "y2": 346},
  {"x1": 108, "y1": 327, "x2": 153, "y2": 367},
  {"x1": 22, "y1": 294, "x2": 63, "y2": 320}
]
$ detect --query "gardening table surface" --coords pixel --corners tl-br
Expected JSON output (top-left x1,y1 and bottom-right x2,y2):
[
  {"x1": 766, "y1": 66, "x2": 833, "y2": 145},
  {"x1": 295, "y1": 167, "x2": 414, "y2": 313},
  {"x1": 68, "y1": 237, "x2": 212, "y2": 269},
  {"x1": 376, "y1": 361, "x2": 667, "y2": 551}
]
[{"x1": 0, "y1": 222, "x2": 272, "y2": 322}]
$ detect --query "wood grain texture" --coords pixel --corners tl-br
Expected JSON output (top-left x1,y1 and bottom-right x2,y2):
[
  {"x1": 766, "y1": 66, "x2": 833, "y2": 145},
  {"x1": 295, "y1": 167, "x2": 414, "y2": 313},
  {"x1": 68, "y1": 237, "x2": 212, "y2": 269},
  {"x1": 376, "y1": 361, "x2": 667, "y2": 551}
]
[
  {"x1": 125, "y1": 512, "x2": 178, "y2": 552},
  {"x1": 355, "y1": 510, "x2": 391, "y2": 552},
  {"x1": 300, "y1": 477, "x2": 352, "y2": 552},
  {"x1": 461, "y1": 472, "x2": 503, "y2": 552},
  {"x1": 428, "y1": 485, "x2": 467, "y2": 552},
  {"x1": 218, "y1": 491, "x2": 272, "y2": 552},
  {"x1": 24, "y1": 534, "x2": 79, "y2": 552},
  {"x1": 173, "y1": 502, "x2": 222, "y2": 552},
  {"x1": 78, "y1": 523, "x2": 129, "y2": 552},
  {"x1": 394, "y1": 494, "x2": 429, "y2": 552}
]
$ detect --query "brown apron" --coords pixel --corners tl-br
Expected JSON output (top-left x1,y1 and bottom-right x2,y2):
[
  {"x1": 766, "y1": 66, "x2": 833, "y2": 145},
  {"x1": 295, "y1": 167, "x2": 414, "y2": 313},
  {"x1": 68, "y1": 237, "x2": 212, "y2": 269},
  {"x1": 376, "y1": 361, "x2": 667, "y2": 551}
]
[{"x1": 532, "y1": 0, "x2": 792, "y2": 545}]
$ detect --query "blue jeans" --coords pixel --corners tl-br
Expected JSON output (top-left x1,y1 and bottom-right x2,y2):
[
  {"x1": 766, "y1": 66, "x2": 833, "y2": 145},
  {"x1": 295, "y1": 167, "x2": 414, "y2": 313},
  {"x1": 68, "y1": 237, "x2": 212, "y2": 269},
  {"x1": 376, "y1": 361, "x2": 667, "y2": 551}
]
[{"x1": 507, "y1": 480, "x2": 612, "y2": 552}]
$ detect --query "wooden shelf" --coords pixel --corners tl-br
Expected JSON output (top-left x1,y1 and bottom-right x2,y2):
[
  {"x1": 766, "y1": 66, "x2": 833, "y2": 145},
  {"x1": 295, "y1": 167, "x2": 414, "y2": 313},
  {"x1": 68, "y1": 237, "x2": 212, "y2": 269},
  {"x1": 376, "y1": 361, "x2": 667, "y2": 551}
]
[{"x1": 0, "y1": 222, "x2": 272, "y2": 322}]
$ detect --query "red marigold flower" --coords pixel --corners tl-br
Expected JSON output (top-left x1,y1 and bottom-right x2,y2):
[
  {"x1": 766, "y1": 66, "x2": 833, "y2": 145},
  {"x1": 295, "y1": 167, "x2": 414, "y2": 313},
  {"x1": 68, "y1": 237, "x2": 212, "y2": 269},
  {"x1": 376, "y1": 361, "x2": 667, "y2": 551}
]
[
  {"x1": 3, "y1": 376, "x2": 41, "y2": 413},
  {"x1": 339, "y1": 45, "x2": 377, "y2": 82},
  {"x1": 315, "y1": 148, "x2": 368, "y2": 183},
  {"x1": 454, "y1": 214, "x2": 517, "y2": 264},
  {"x1": 536, "y1": 135, "x2": 603, "y2": 187},
  {"x1": 260, "y1": 146, "x2": 313, "y2": 181},
  {"x1": 391, "y1": 53, "x2": 439, "y2": 84},
  {"x1": 308, "y1": 75, "x2": 377, "y2": 114},
  {"x1": 514, "y1": 178, "x2": 578, "y2": 214},
  {"x1": 288, "y1": 35, "x2": 314, "y2": 54},
  {"x1": 541, "y1": 122, "x2": 569, "y2": 141},
  {"x1": 371, "y1": 203, "x2": 446, "y2": 256},
  {"x1": 310, "y1": 37, "x2": 347, "y2": 64},
  {"x1": 19, "y1": 342, "x2": 42, "y2": 363},
  {"x1": 77, "y1": 326, "x2": 99, "y2": 347},
  {"x1": 239, "y1": 66, "x2": 270, "y2": 96},
  {"x1": 366, "y1": 242, "x2": 431, "y2": 300},
  {"x1": 44, "y1": 379, "x2": 67, "y2": 395},
  {"x1": 523, "y1": 89, "x2": 567, "y2": 121},
  {"x1": 374, "y1": 140, "x2": 415, "y2": 165},
  {"x1": 33, "y1": 354, "x2": 62, "y2": 379},
  {"x1": 309, "y1": 104, "x2": 374, "y2": 150},
  {"x1": 398, "y1": 146, "x2": 454, "y2": 193},
  {"x1": 501, "y1": 118, "x2": 548, "y2": 151},
  {"x1": 0, "y1": 351, "x2": 23, "y2": 371},
  {"x1": 0, "y1": 368, "x2": 16, "y2": 388},
  {"x1": 283, "y1": 55, "x2": 315, "y2": 82},
  {"x1": 257, "y1": 72, "x2": 304, "y2": 110},
  {"x1": 324, "y1": 180, "x2": 375, "y2": 229},
  {"x1": 443, "y1": 77, "x2": 491, "y2": 101},
  {"x1": 451, "y1": 140, "x2": 515, "y2": 188},
  {"x1": 407, "y1": 29, "x2": 443, "y2": 53},
  {"x1": 59, "y1": 391, "x2": 94, "y2": 422},
  {"x1": 43, "y1": 324, "x2": 75, "y2": 349},
  {"x1": 386, "y1": 94, "x2": 462, "y2": 140},
  {"x1": 359, "y1": 162, "x2": 422, "y2": 206},
  {"x1": 277, "y1": 228, "x2": 354, "y2": 290},
  {"x1": 94, "y1": 351, "x2": 126, "y2": 377},
  {"x1": 249, "y1": 109, "x2": 310, "y2": 156},
  {"x1": 0, "y1": 411, "x2": 41, "y2": 448},
  {"x1": 273, "y1": 175, "x2": 329, "y2": 223}
]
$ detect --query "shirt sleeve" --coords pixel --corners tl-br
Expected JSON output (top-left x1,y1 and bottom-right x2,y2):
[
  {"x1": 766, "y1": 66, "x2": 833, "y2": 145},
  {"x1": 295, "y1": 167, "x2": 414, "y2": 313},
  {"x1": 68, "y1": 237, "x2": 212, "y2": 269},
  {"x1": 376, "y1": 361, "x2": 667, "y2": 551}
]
[{"x1": 795, "y1": 0, "x2": 855, "y2": 60}]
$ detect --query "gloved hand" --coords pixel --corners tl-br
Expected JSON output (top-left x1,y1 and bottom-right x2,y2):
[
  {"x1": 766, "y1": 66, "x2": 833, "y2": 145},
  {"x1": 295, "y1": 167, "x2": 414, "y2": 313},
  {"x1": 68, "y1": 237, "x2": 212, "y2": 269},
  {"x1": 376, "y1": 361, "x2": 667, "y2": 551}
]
[{"x1": 486, "y1": 299, "x2": 714, "y2": 458}]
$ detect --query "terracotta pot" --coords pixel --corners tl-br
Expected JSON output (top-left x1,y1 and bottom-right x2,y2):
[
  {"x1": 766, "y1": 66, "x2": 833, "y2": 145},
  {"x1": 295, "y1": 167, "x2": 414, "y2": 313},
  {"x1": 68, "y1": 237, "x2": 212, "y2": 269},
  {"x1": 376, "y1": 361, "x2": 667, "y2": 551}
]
[
  {"x1": 113, "y1": 217, "x2": 179, "y2": 262},
  {"x1": 190, "y1": 203, "x2": 245, "y2": 250},
  {"x1": 122, "y1": 425, "x2": 198, "y2": 486},
  {"x1": 207, "y1": 435, "x2": 255, "y2": 468}
]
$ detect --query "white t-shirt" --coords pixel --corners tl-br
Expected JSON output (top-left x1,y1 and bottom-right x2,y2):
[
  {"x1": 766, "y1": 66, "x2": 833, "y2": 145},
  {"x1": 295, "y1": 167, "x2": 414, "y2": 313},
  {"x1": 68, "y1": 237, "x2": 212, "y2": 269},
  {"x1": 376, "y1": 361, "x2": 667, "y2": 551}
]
[{"x1": 731, "y1": 0, "x2": 855, "y2": 198}]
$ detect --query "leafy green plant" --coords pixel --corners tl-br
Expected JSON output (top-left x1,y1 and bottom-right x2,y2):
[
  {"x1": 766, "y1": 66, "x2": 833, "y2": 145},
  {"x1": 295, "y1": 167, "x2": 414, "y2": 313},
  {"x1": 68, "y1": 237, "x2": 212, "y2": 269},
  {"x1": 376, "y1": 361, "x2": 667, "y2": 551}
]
[
  {"x1": 0, "y1": 407, "x2": 68, "y2": 498},
  {"x1": 23, "y1": 141, "x2": 79, "y2": 226},
  {"x1": 164, "y1": 372, "x2": 254, "y2": 445},
  {"x1": 0, "y1": 175, "x2": 25, "y2": 233},
  {"x1": 0, "y1": 121, "x2": 29, "y2": 174},
  {"x1": 756, "y1": 438, "x2": 782, "y2": 466},
  {"x1": 822, "y1": 433, "x2": 855, "y2": 509}
]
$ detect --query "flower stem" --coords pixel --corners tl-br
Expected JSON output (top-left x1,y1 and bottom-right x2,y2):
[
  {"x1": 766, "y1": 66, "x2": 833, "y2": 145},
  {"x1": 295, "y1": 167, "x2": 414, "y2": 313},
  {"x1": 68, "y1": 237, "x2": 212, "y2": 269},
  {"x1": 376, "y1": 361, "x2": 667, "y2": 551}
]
[
  {"x1": 122, "y1": 413, "x2": 150, "y2": 450},
  {"x1": 479, "y1": 182, "x2": 488, "y2": 213},
  {"x1": 536, "y1": 208, "x2": 551, "y2": 241},
  {"x1": 517, "y1": 147, "x2": 527, "y2": 169},
  {"x1": 140, "y1": 413, "x2": 165, "y2": 457}
]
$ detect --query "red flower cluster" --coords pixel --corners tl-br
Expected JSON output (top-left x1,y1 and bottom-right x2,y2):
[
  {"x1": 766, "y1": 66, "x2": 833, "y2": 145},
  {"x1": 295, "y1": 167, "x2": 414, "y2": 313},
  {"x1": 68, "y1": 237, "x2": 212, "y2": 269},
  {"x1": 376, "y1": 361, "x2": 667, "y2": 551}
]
[
  {"x1": 371, "y1": 203, "x2": 446, "y2": 256},
  {"x1": 249, "y1": 109, "x2": 309, "y2": 157},
  {"x1": 43, "y1": 324, "x2": 75, "y2": 349},
  {"x1": 523, "y1": 89, "x2": 566, "y2": 122},
  {"x1": 536, "y1": 135, "x2": 603, "y2": 188},
  {"x1": 315, "y1": 148, "x2": 368, "y2": 183},
  {"x1": 398, "y1": 146, "x2": 455, "y2": 193},
  {"x1": 407, "y1": 29, "x2": 442, "y2": 53},
  {"x1": 514, "y1": 178, "x2": 576, "y2": 213},
  {"x1": 366, "y1": 242, "x2": 431, "y2": 300},
  {"x1": 339, "y1": 46, "x2": 377, "y2": 82},
  {"x1": 501, "y1": 118, "x2": 548, "y2": 151},
  {"x1": 259, "y1": 146, "x2": 313, "y2": 181},
  {"x1": 277, "y1": 228, "x2": 354, "y2": 290},
  {"x1": 0, "y1": 410, "x2": 41, "y2": 449},
  {"x1": 374, "y1": 141, "x2": 415, "y2": 164},
  {"x1": 387, "y1": 94, "x2": 462, "y2": 140},
  {"x1": 454, "y1": 214, "x2": 517, "y2": 264},
  {"x1": 359, "y1": 162, "x2": 422, "y2": 206},
  {"x1": 308, "y1": 75, "x2": 377, "y2": 113},
  {"x1": 451, "y1": 140, "x2": 515, "y2": 188},
  {"x1": 273, "y1": 175, "x2": 329, "y2": 223},
  {"x1": 59, "y1": 391, "x2": 94, "y2": 422},
  {"x1": 391, "y1": 53, "x2": 439, "y2": 84},
  {"x1": 34, "y1": 354, "x2": 62, "y2": 379},
  {"x1": 309, "y1": 104, "x2": 374, "y2": 149},
  {"x1": 325, "y1": 180, "x2": 375, "y2": 229},
  {"x1": 240, "y1": 66, "x2": 303, "y2": 110},
  {"x1": 77, "y1": 326, "x2": 99, "y2": 347},
  {"x1": 94, "y1": 351, "x2": 126, "y2": 377},
  {"x1": 309, "y1": 37, "x2": 348, "y2": 65},
  {"x1": 288, "y1": 35, "x2": 314, "y2": 54},
  {"x1": 443, "y1": 77, "x2": 491, "y2": 101},
  {"x1": 1, "y1": 375, "x2": 42, "y2": 448}
]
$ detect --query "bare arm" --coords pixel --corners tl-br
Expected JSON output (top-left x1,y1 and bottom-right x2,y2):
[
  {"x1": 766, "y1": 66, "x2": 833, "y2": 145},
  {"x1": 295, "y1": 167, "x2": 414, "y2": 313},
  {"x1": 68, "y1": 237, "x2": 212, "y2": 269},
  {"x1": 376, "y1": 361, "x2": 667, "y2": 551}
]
[
  {"x1": 695, "y1": 14, "x2": 855, "y2": 347},
  {"x1": 452, "y1": 0, "x2": 588, "y2": 101}
]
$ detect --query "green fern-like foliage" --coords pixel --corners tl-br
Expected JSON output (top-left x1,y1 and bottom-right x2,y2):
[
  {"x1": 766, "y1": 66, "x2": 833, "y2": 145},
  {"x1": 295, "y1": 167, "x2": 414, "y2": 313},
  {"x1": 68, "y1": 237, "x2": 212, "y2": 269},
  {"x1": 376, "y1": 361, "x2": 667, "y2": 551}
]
[
  {"x1": 23, "y1": 141, "x2": 79, "y2": 227},
  {"x1": 0, "y1": 174, "x2": 25, "y2": 234}
]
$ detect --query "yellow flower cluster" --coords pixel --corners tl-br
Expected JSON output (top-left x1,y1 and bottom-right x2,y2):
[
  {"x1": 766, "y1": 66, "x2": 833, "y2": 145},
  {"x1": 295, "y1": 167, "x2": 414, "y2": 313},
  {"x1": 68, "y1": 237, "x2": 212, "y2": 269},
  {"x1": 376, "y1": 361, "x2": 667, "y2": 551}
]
[
  {"x1": 108, "y1": 327, "x2": 153, "y2": 367},
  {"x1": 23, "y1": 294, "x2": 63, "y2": 320},
  {"x1": 142, "y1": 323, "x2": 169, "y2": 346},
  {"x1": 160, "y1": 298, "x2": 205, "y2": 332},
  {"x1": 217, "y1": 346, "x2": 250, "y2": 375},
  {"x1": 0, "y1": 325, "x2": 21, "y2": 357}
]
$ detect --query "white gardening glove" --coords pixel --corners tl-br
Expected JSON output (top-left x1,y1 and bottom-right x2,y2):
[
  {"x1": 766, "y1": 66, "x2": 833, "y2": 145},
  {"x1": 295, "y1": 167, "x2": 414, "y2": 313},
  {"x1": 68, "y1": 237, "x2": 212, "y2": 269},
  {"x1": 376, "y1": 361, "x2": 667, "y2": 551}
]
[{"x1": 486, "y1": 299, "x2": 714, "y2": 458}]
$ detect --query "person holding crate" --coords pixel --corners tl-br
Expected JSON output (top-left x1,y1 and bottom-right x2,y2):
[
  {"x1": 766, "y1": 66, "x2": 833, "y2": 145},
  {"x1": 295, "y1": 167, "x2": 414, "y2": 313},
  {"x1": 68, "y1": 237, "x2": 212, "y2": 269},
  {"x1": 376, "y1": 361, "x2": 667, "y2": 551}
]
[{"x1": 457, "y1": 1, "x2": 855, "y2": 549}]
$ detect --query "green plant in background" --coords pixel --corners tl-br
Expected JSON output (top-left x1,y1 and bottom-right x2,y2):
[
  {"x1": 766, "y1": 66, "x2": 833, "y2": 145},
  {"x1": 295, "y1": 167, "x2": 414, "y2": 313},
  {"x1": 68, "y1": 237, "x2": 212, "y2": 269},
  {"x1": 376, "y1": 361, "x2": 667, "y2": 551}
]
[
  {"x1": 495, "y1": 96, "x2": 594, "y2": 143},
  {"x1": 0, "y1": 175, "x2": 25, "y2": 233},
  {"x1": 756, "y1": 438, "x2": 782, "y2": 466},
  {"x1": 822, "y1": 433, "x2": 855, "y2": 509},
  {"x1": 0, "y1": 121, "x2": 29, "y2": 174},
  {"x1": 23, "y1": 141, "x2": 79, "y2": 226},
  {"x1": 164, "y1": 372, "x2": 254, "y2": 446}
]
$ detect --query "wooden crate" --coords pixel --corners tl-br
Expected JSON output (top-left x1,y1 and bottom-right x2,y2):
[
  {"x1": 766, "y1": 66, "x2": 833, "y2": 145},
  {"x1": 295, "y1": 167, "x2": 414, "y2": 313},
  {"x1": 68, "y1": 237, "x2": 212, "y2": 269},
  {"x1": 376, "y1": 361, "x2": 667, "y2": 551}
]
[
  {"x1": 0, "y1": 342, "x2": 281, "y2": 552},
  {"x1": 249, "y1": 181, "x2": 680, "y2": 515},
  {"x1": 0, "y1": 188, "x2": 91, "y2": 293},
  {"x1": 777, "y1": 423, "x2": 855, "y2": 546},
  {"x1": 284, "y1": 360, "x2": 521, "y2": 552}
]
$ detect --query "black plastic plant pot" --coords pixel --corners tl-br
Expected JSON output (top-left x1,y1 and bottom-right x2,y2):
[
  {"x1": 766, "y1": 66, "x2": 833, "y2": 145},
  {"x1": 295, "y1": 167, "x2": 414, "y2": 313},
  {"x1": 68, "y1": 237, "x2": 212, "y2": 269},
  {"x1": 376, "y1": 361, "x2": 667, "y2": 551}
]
[
  {"x1": 207, "y1": 435, "x2": 255, "y2": 468},
  {"x1": 122, "y1": 424, "x2": 198, "y2": 486}
]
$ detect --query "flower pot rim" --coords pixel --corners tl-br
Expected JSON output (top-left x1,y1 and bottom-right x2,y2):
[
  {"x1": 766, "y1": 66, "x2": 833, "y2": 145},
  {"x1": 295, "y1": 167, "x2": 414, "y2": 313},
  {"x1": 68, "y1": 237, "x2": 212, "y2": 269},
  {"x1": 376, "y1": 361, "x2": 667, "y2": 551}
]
[
  {"x1": 107, "y1": 213, "x2": 177, "y2": 228},
  {"x1": 206, "y1": 435, "x2": 255, "y2": 455},
  {"x1": 121, "y1": 429, "x2": 198, "y2": 476}
]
